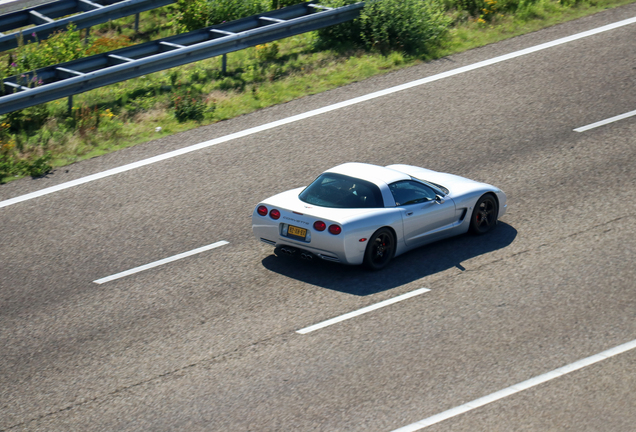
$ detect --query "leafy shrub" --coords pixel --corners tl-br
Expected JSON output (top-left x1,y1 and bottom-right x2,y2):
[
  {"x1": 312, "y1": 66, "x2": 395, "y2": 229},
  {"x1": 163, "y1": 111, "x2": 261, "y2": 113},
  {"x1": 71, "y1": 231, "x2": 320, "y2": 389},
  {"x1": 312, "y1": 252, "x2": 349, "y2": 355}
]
[
  {"x1": 208, "y1": 0, "x2": 271, "y2": 25},
  {"x1": 0, "y1": 153, "x2": 24, "y2": 183},
  {"x1": 4, "y1": 24, "x2": 131, "y2": 82},
  {"x1": 98, "y1": 109, "x2": 124, "y2": 140},
  {"x1": 318, "y1": 0, "x2": 450, "y2": 56},
  {"x1": 172, "y1": 91, "x2": 207, "y2": 122},
  {"x1": 0, "y1": 120, "x2": 10, "y2": 140},
  {"x1": 4, "y1": 110, "x2": 24, "y2": 133},
  {"x1": 358, "y1": 0, "x2": 450, "y2": 55},
  {"x1": 172, "y1": 0, "x2": 278, "y2": 32},
  {"x1": 243, "y1": 65, "x2": 265, "y2": 83},
  {"x1": 172, "y1": 0, "x2": 210, "y2": 32},
  {"x1": 0, "y1": 105, "x2": 49, "y2": 136},
  {"x1": 448, "y1": 0, "x2": 486, "y2": 16},
  {"x1": 26, "y1": 153, "x2": 52, "y2": 177},
  {"x1": 0, "y1": 132, "x2": 52, "y2": 182},
  {"x1": 478, "y1": 0, "x2": 502, "y2": 21},
  {"x1": 255, "y1": 43, "x2": 279, "y2": 63},
  {"x1": 512, "y1": 0, "x2": 563, "y2": 21},
  {"x1": 453, "y1": 0, "x2": 502, "y2": 22},
  {"x1": 447, "y1": 0, "x2": 554, "y2": 20},
  {"x1": 12, "y1": 24, "x2": 86, "y2": 72},
  {"x1": 215, "y1": 76, "x2": 246, "y2": 91},
  {"x1": 316, "y1": 0, "x2": 364, "y2": 50},
  {"x1": 273, "y1": 0, "x2": 304, "y2": 7},
  {"x1": 386, "y1": 51, "x2": 406, "y2": 66}
]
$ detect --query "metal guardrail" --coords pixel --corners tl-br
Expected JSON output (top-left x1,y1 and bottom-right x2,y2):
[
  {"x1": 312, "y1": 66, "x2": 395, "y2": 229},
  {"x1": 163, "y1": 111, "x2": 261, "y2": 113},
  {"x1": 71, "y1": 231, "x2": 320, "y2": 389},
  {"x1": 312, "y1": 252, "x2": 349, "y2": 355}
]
[
  {"x1": 0, "y1": 0, "x2": 52, "y2": 15},
  {"x1": 0, "y1": 0, "x2": 176, "y2": 52},
  {"x1": 0, "y1": 1, "x2": 364, "y2": 115}
]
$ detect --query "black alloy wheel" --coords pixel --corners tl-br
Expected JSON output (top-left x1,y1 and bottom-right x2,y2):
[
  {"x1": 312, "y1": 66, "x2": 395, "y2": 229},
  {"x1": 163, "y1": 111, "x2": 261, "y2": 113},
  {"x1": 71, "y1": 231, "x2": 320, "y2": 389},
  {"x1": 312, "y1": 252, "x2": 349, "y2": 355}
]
[
  {"x1": 470, "y1": 194, "x2": 498, "y2": 235},
  {"x1": 363, "y1": 228, "x2": 395, "y2": 270}
]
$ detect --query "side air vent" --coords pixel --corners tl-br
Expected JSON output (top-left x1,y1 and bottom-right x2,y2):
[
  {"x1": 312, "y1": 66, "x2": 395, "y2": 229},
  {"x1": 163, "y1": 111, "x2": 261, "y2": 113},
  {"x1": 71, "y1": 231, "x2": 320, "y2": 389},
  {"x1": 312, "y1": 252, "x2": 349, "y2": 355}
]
[
  {"x1": 260, "y1": 238, "x2": 276, "y2": 246},
  {"x1": 459, "y1": 208, "x2": 468, "y2": 221}
]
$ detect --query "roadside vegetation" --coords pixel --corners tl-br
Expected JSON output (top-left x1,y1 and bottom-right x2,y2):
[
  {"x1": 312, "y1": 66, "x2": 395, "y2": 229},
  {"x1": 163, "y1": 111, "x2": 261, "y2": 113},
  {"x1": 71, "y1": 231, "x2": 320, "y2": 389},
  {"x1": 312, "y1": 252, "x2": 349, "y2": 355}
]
[{"x1": 0, "y1": 0, "x2": 633, "y2": 183}]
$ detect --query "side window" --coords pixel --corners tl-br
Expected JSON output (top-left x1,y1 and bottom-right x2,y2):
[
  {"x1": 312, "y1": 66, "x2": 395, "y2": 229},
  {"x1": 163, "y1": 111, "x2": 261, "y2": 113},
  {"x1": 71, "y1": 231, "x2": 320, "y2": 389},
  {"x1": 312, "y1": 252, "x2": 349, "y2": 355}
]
[{"x1": 389, "y1": 181, "x2": 437, "y2": 206}]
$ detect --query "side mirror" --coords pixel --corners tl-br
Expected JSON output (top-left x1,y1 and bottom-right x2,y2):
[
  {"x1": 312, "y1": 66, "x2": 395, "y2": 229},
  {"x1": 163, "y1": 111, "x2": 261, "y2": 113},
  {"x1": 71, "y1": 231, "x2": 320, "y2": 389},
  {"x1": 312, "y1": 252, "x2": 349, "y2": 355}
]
[{"x1": 435, "y1": 194, "x2": 445, "y2": 204}]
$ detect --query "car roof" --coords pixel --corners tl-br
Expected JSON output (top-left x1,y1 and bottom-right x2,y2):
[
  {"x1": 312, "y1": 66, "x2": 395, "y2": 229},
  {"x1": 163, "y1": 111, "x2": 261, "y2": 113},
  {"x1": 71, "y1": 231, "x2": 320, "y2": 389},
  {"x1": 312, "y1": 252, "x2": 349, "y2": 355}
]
[{"x1": 325, "y1": 162, "x2": 410, "y2": 186}]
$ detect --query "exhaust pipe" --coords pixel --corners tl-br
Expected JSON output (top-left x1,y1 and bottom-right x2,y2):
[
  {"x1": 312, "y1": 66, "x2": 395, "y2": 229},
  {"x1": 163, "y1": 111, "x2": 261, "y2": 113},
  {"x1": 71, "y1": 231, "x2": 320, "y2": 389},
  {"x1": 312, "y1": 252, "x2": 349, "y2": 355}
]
[
  {"x1": 281, "y1": 247, "x2": 295, "y2": 255},
  {"x1": 300, "y1": 252, "x2": 313, "y2": 261}
]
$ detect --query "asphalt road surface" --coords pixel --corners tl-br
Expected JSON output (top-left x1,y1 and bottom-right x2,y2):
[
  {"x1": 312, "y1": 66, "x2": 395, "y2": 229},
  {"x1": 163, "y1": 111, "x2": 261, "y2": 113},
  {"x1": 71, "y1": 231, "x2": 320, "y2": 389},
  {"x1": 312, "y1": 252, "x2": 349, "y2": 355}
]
[{"x1": 1, "y1": 4, "x2": 636, "y2": 431}]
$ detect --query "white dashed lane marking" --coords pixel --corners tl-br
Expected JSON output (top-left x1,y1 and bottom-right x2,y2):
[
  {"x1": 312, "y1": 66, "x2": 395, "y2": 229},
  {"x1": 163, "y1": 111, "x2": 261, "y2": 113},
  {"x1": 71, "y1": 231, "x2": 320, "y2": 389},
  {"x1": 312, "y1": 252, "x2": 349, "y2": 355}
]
[
  {"x1": 93, "y1": 240, "x2": 229, "y2": 284},
  {"x1": 296, "y1": 288, "x2": 430, "y2": 334},
  {"x1": 574, "y1": 109, "x2": 636, "y2": 132},
  {"x1": 391, "y1": 338, "x2": 636, "y2": 432}
]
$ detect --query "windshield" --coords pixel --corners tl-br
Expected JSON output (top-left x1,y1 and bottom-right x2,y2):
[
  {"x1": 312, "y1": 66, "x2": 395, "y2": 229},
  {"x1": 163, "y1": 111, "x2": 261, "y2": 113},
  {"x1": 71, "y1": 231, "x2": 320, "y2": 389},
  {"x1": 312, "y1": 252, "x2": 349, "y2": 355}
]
[{"x1": 299, "y1": 173, "x2": 384, "y2": 208}]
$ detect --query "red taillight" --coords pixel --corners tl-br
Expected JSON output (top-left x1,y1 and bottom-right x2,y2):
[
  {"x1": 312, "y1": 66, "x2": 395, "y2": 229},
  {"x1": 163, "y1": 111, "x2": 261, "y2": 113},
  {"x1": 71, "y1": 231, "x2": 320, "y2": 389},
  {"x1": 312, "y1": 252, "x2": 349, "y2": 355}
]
[
  {"x1": 328, "y1": 224, "x2": 342, "y2": 235},
  {"x1": 257, "y1": 205, "x2": 268, "y2": 216},
  {"x1": 313, "y1": 221, "x2": 326, "y2": 231},
  {"x1": 269, "y1": 209, "x2": 280, "y2": 220}
]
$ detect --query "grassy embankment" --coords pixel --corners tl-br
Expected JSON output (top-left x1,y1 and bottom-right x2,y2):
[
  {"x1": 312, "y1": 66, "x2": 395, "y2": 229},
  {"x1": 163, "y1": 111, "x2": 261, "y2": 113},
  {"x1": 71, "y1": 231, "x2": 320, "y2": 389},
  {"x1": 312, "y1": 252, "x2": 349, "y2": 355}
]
[{"x1": 0, "y1": 0, "x2": 634, "y2": 183}]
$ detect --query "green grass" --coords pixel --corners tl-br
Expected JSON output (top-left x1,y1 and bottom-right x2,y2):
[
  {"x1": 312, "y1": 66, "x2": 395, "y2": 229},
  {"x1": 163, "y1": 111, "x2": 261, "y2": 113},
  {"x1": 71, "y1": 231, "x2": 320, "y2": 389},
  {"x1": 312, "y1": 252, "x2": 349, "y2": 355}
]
[
  {"x1": 439, "y1": 0, "x2": 636, "y2": 55},
  {"x1": 1, "y1": 0, "x2": 634, "y2": 183}
]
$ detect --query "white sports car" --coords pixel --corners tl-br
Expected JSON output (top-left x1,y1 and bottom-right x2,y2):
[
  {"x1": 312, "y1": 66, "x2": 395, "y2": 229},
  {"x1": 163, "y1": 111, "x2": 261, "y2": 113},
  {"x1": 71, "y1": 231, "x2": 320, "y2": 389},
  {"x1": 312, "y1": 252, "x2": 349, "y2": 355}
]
[{"x1": 252, "y1": 163, "x2": 507, "y2": 270}]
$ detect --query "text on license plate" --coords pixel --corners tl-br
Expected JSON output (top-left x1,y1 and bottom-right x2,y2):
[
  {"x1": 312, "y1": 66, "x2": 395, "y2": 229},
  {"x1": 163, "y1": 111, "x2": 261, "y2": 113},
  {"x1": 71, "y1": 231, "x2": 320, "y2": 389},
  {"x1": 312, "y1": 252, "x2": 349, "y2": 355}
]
[{"x1": 288, "y1": 225, "x2": 307, "y2": 238}]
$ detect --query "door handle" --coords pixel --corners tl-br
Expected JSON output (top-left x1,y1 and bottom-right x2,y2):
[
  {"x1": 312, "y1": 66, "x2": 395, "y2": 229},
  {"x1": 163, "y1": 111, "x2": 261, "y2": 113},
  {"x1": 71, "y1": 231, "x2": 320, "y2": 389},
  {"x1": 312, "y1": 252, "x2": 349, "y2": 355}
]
[{"x1": 406, "y1": 211, "x2": 413, "y2": 216}]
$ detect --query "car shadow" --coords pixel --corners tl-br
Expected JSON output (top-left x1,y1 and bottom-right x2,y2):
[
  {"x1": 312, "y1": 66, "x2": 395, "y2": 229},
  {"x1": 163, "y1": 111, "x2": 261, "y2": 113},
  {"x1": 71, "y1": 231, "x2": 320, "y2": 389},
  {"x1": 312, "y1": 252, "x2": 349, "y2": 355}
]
[{"x1": 261, "y1": 222, "x2": 517, "y2": 296}]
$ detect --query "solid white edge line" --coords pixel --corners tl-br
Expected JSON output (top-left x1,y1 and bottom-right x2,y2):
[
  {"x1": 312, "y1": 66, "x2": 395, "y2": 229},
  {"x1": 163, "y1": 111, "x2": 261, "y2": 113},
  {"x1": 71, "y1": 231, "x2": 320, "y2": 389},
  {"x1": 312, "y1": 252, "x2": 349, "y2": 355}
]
[
  {"x1": 391, "y1": 338, "x2": 636, "y2": 432},
  {"x1": 296, "y1": 288, "x2": 430, "y2": 334},
  {"x1": 2, "y1": 15, "x2": 636, "y2": 210},
  {"x1": 574, "y1": 109, "x2": 636, "y2": 132},
  {"x1": 93, "y1": 240, "x2": 228, "y2": 284}
]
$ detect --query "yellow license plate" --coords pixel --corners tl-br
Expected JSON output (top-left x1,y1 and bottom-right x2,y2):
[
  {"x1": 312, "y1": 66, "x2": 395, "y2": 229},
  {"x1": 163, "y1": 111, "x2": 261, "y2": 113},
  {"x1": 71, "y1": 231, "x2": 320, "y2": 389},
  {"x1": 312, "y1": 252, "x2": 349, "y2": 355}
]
[{"x1": 288, "y1": 225, "x2": 307, "y2": 238}]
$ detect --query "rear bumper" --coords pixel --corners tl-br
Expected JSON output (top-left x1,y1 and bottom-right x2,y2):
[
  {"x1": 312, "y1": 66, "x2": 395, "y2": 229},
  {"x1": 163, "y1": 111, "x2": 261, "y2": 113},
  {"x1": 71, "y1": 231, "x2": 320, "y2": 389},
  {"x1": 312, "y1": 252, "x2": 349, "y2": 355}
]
[
  {"x1": 252, "y1": 207, "x2": 369, "y2": 265},
  {"x1": 257, "y1": 235, "x2": 347, "y2": 263},
  {"x1": 268, "y1": 242, "x2": 342, "y2": 263},
  {"x1": 253, "y1": 217, "x2": 365, "y2": 264}
]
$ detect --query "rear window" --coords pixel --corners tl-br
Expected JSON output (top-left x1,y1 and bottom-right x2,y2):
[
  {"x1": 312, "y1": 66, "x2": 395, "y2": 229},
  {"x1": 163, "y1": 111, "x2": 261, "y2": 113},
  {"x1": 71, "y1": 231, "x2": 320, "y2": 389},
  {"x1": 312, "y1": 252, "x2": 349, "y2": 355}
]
[{"x1": 299, "y1": 173, "x2": 384, "y2": 208}]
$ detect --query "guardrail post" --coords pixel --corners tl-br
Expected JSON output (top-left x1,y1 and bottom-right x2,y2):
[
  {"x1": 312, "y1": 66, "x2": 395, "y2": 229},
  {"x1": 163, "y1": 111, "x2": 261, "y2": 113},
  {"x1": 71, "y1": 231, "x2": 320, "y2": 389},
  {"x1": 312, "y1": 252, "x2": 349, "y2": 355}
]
[
  {"x1": 135, "y1": 13, "x2": 140, "y2": 32},
  {"x1": 67, "y1": 94, "x2": 73, "y2": 115},
  {"x1": 84, "y1": 27, "x2": 90, "y2": 45},
  {"x1": 222, "y1": 53, "x2": 227, "y2": 75}
]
